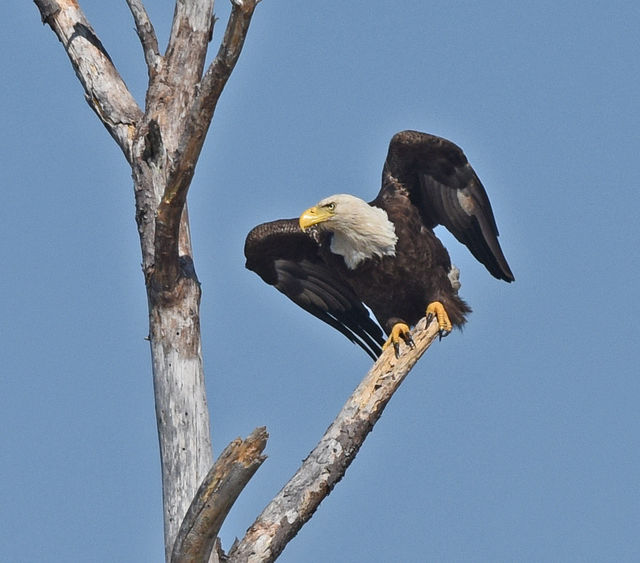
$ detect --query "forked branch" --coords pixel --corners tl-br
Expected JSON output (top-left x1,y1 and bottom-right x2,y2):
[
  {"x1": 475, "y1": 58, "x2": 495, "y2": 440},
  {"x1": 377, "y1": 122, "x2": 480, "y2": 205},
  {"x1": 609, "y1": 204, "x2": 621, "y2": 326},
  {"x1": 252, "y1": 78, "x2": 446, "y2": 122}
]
[
  {"x1": 153, "y1": 0, "x2": 259, "y2": 290},
  {"x1": 227, "y1": 318, "x2": 441, "y2": 562}
]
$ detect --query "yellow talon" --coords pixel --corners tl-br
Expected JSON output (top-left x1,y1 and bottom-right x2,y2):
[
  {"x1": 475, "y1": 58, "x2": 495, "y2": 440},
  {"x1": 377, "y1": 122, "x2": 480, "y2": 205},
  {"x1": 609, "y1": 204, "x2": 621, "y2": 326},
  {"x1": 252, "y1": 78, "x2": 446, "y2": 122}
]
[
  {"x1": 383, "y1": 323, "x2": 415, "y2": 358},
  {"x1": 426, "y1": 301, "x2": 452, "y2": 337}
]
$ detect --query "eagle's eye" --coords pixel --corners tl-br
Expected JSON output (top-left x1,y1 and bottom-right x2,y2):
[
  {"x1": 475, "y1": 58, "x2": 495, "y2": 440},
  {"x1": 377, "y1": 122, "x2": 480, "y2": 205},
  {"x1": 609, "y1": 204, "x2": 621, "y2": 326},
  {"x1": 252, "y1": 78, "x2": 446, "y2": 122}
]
[{"x1": 326, "y1": 202, "x2": 336, "y2": 211}]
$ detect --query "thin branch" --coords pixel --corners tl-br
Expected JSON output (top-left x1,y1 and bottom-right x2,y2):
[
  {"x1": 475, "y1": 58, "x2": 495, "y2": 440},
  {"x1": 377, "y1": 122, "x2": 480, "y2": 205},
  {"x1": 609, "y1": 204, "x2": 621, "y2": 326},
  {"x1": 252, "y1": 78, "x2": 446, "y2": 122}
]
[
  {"x1": 152, "y1": 0, "x2": 259, "y2": 289},
  {"x1": 33, "y1": 0, "x2": 143, "y2": 162},
  {"x1": 227, "y1": 317, "x2": 441, "y2": 562},
  {"x1": 196, "y1": 0, "x2": 259, "y2": 124},
  {"x1": 126, "y1": 0, "x2": 161, "y2": 75},
  {"x1": 172, "y1": 427, "x2": 269, "y2": 563}
]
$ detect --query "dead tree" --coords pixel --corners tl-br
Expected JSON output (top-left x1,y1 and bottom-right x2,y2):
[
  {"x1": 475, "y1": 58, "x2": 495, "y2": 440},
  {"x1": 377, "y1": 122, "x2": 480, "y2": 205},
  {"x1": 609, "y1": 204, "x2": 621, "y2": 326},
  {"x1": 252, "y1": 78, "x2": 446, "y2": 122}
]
[{"x1": 33, "y1": 1, "x2": 439, "y2": 560}]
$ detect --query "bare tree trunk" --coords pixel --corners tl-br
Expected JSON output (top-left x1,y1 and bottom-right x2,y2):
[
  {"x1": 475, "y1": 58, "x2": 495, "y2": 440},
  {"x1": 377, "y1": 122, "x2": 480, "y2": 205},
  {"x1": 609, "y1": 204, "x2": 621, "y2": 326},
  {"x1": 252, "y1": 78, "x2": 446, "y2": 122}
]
[
  {"x1": 32, "y1": 2, "x2": 442, "y2": 561},
  {"x1": 33, "y1": 1, "x2": 259, "y2": 559}
]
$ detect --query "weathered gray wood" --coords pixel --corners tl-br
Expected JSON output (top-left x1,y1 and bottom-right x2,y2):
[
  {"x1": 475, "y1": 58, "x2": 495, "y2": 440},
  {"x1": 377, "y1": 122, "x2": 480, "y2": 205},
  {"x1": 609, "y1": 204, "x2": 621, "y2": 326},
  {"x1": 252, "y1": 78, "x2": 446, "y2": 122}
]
[
  {"x1": 172, "y1": 428, "x2": 269, "y2": 563},
  {"x1": 227, "y1": 318, "x2": 441, "y2": 563},
  {"x1": 126, "y1": 0, "x2": 160, "y2": 74},
  {"x1": 148, "y1": 279, "x2": 213, "y2": 559},
  {"x1": 141, "y1": 1, "x2": 259, "y2": 556},
  {"x1": 33, "y1": 0, "x2": 142, "y2": 162},
  {"x1": 32, "y1": 3, "x2": 442, "y2": 561},
  {"x1": 143, "y1": 7, "x2": 259, "y2": 554},
  {"x1": 33, "y1": 1, "x2": 260, "y2": 560}
]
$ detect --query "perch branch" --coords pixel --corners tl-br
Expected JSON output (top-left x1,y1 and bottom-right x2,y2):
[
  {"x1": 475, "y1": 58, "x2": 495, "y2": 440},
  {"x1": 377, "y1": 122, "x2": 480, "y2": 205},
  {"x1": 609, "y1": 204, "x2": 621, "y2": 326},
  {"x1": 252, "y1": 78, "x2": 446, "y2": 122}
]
[
  {"x1": 171, "y1": 427, "x2": 269, "y2": 563},
  {"x1": 125, "y1": 0, "x2": 160, "y2": 75},
  {"x1": 227, "y1": 317, "x2": 441, "y2": 563},
  {"x1": 33, "y1": 0, "x2": 142, "y2": 162}
]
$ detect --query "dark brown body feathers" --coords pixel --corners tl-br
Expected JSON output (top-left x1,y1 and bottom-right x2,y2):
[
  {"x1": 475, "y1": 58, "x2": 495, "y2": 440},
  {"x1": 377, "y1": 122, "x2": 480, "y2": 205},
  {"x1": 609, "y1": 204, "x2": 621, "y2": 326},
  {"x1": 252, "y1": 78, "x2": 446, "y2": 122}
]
[
  {"x1": 244, "y1": 131, "x2": 513, "y2": 358},
  {"x1": 322, "y1": 191, "x2": 471, "y2": 334}
]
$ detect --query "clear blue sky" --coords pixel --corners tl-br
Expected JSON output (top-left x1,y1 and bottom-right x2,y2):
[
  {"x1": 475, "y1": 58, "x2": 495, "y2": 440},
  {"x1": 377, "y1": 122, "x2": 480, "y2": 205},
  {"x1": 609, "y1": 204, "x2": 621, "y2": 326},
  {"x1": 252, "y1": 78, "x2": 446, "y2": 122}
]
[{"x1": 4, "y1": 2, "x2": 639, "y2": 561}]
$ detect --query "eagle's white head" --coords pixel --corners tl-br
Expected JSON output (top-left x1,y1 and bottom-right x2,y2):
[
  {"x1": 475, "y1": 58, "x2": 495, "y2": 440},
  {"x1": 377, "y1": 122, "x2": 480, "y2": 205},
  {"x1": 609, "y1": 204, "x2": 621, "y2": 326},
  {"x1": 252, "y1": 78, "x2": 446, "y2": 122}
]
[{"x1": 299, "y1": 194, "x2": 398, "y2": 269}]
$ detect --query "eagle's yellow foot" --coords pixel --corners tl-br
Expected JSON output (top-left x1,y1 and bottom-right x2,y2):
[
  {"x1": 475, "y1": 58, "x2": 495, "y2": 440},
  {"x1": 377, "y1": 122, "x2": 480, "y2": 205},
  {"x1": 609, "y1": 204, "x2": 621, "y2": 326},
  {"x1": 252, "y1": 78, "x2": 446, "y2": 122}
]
[
  {"x1": 426, "y1": 301, "x2": 452, "y2": 339},
  {"x1": 383, "y1": 323, "x2": 416, "y2": 358}
]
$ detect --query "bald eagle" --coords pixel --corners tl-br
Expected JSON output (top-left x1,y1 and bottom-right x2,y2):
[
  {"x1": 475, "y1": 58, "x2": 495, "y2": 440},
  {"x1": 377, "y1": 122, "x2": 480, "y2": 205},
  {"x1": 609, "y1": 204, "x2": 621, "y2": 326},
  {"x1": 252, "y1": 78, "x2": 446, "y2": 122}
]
[{"x1": 244, "y1": 130, "x2": 514, "y2": 359}]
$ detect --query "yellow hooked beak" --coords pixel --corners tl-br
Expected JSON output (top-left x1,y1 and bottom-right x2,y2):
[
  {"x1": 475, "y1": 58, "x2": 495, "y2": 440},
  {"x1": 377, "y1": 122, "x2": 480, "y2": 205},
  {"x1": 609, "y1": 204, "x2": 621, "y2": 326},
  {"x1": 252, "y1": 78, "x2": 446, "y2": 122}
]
[{"x1": 299, "y1": 205, "x2": 334, "y2": 231}]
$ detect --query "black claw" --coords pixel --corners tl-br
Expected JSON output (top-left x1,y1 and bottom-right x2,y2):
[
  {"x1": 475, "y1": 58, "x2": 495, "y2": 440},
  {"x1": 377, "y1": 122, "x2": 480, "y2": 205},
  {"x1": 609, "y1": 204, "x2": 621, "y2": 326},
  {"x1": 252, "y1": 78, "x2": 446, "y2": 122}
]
[
  {"x1": 393, "y1": 340, "x2": 401, "y2": 358},
  {"x1": 405, "y1": 333, "x2": 416, "y2": 349},
  {"x1": 438, "y1": 329, "x2": 451, "y2": 341},
  {"x1": 426, "y1": 313, "x2": 434, "y2": 325}
]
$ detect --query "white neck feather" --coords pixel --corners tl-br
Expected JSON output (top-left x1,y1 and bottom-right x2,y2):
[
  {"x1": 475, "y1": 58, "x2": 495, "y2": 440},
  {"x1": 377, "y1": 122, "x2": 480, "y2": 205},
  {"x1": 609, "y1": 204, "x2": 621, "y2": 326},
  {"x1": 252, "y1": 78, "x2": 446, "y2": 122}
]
[{"x1": 318, "y1": 194, "x2": 398, "y2": 270}]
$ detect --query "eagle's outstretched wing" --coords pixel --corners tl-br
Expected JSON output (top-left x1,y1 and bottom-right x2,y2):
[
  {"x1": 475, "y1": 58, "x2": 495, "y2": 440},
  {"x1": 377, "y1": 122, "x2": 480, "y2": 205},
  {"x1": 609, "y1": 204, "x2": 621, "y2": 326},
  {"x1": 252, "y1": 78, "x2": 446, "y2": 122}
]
[
  {"x1": 380, "y1": 130, "x2": 514, "y2": 282},
  {"x1": 244, "y1": 219, "x2": 385, "y2": 359}
]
